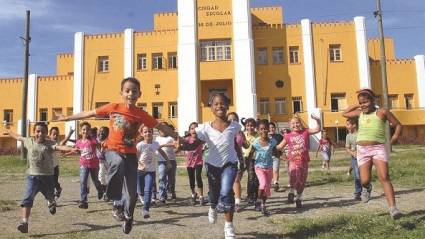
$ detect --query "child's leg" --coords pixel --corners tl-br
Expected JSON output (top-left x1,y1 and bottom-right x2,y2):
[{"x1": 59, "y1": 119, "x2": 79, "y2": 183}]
[
  {"x1": 187, "y1": 167, "x2": 196, "y2": 195},
  {"x1": 206, "y1": 163, "x2": 221, "y2": 209},
  {"x1": 374, "y1": 160, "x2": 396, "y2": 207},
  {"x1": 351, "y1": 158, "x2": 362, "y2": 197},
  {"x1": 137, "y1": 170, "x2": 144, "y2": 198},
  {"x1": 359, "y1": 160, "x2": 373, "y2": 187},
  {"x1": 167, "y1": 160, "x2": 177, "y2": 197},
  {"x1": 98, "y1": 160, "x2": 108, "y2": 186},
  {"x1": 152, "y1": 173, "x2": 157, "y2": 200},
  {"x1": 143, "y1": 172, "x2": 154, "y2": 212},
  {"x1": 122, "y1": 154, "x2": 138, "y2": 220},
  {"x1": 79, "y1": 167, "x2": 90, "y2": 203},
  {"x1": 219, "y1": 163, "x2": 237, "y2": 222},
  {"x1": 20, "y1": 176, "x2": 40, "y2": 222},
  {"x1": 272, "y1": 156, "x2": 280, "y2": 185},
  {"x1": 53, "y1": 166, "x2": 61, "y2": 195},
  {"x1": 195, "y1": 165, "x2": 204, "y2": 197},
  {"x1": 232, "y1": 171, "x2": 243, "y2": 206},
  {"x1": 157, "y1": 161, "x2": 168, "y2": 201},
  {"x1": 104, "y1": 151, "x2": 126, "y2": 201}
]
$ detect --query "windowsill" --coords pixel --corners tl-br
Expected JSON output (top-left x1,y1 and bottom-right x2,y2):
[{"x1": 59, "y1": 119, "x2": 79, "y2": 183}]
[
  {"x1": 330, "y1": 60, "x2": 343, "y2": 63},
  {"x1": 97, "y1": 71, "x2": 109, "y2": 74},
  {"x1": 136, "y1": 69, "x2": 148, "y2": 72},
  {"x1": 168, "y1": 68, "x2": 177, "y2": 70},
  {"x1": 152, "y1": 68, "x2": 166, "y2": 71},
  {"x1": 200, "y1": 59, "x2": 232, "y2": 63},
  {"x1": 272, "y1": 62, "x2": 285, "y2": 65},
  {"x1": 289, "y1": 62, "x2": 302, "y2": 65}
]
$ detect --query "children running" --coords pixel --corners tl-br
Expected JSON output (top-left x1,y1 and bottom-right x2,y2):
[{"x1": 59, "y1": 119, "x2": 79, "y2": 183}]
[
  {"x1": 345, "y1": 117, "x2": 364, "y2": 201},
  {"x1": 5, "y1": 122, "x2": 76, "y2": 233},
  {"x1": 316, "y1": 130, "x2": 334, "y2": 172},
  {"x1": 241, "y1": 118, "x2": 259, "y2": 207},
  {"x1": 56, "y1": 77, "x2": 177, "y2": 234},
  {"x1": 281, "y1": 115, "x2": 321, "y2": 208},
  {"x1": 342, "y1": 88, "x2": 402, "y2": 219},
  {"x1": 268, "y1": 122, "x2": 284, "y2": 192}
]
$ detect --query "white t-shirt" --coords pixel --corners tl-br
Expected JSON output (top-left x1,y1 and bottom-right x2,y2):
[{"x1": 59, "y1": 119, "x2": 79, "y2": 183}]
[
  {"x1": 155, "y1": 136, "x2": 176, "y2": 161},
  {"x1": 136, "y1": 141, "x2": 160, "y2": 172},
  {"x1": 195, "y1": 121, "x2": 241, "y2": 167}
]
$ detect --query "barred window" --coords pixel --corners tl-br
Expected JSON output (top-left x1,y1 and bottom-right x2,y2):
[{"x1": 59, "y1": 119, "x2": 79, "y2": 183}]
[{"x1": 200, "y1": 39, "x2": 232, "y2": 61}]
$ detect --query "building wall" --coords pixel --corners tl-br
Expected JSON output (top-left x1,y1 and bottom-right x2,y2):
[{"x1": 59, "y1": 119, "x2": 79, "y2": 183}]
[
  {"x1": 56, "y1": 53, "x2": 74, "y2": 75},
  {"x1": 251, "y1": 7, "x2": 284, "y2": 25},
  {"x1": 368, "y1": 38, "x2": 395, "y2": 61}
]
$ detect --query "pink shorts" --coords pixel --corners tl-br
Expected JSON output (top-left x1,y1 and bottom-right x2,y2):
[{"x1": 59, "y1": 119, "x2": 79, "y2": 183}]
[
  {"x1": 254, "y1": 166, "x2": 273, "y2": 197},
  {"x1": 356, "y1": 144, "x2": 388, "y2": 167}
]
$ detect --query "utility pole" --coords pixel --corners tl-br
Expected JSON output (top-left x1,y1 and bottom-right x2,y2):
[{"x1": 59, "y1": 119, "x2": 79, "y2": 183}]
[
  {"x1": 21, "y1": 10, "x2": 30, "y2": 159},
  {"x1": 374, "y1": 0, "x2": 392, "y2": 149}
]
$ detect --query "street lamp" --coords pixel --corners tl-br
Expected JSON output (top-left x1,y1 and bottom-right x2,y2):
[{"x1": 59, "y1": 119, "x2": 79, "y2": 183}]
[{"x1": 335, "y1": 120, "x2": 339, "y2": 144}]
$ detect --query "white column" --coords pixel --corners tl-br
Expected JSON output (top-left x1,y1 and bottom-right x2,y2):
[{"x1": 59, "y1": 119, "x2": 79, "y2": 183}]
[
  {"x1": 177, "y1": 0, "x2": 199, "y2": 135},
  {"x1": 415, "y1": 55, "x2": 425, "y2": 108},
  {"x1": 27, "y1": 74, "x2": 38, "y2": 123},
  {"x1": 72, "y1": 32, "x2": 85, "y2": 140},
  {"x1": 16, "y1": 119, "x2": 22, "y2": 148},
  {"x1": 301, "y1": 19, "x2": 321, "y2": 149},
  {"x1": 232, "y1": 0, "x2": 257, "y2": 119},
  {"x1": 124, "y1": 28, "x2": 134, "y2": 78},
  {"x1": 354, "y1": 16, "x2": 371, "y2": 89}
]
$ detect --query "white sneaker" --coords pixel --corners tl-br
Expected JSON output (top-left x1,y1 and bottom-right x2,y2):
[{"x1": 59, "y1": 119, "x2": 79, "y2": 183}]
[
  {"x1": 138, "y1": 195, "x2": 144, "y2": 205},
  {"x1": 208, "y1": 207, "x2": 217, "y2": 224},
  {"x1": 224, "y1": 223, "x2": 235, "y2": 239}
]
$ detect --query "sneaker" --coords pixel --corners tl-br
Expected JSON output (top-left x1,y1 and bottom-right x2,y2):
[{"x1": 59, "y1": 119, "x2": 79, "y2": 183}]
[
  {"x1": 138, "y1": 195, "x2": 144, "y2": 206},
  {"x1": 354, "y1": 194, "x2": 362, "y2": 201},
  {"x1": 295, "y1": 199, "x2": 302, "y2": 208},
  {"x1": 287, "y1": 192, "x2": 295, "y2": 204},
  {"x1": 273, "y1": 182, "x2": 280, "y2": 192},
  {"x1": 224, "y1": 223, "x2": 236, "y2": 239},
  {"x1": 97, "y1": 185, "x2": 105, "y2": 200},
  {"x1": 112, "y1": 206, "x2": 125, "y2": 221},
  {"x1": 48, "y1": 201, "x2": 57, "y2": 215},
  {"x1": 389, "y1": 207, "x2": 402, "y2": 220},
  {"x1": 143, "y1": 209, "x2": 150, "y2": 219},
  {"x1": 254, "y1": 201, "x2": 261, "y2": 211},
  {"x1": 208, "y1": 207, "x2": 217, "y2": 224},
  {"x1": 261, "y1": 205, "x2": 270, "y2": 216},
  {"x1": 78, "y1": 201, "x2": 88, "y2": 209},
  {"x1": 362, "y1": 184, "x2": 372, "y2": 203},
  {"x1": 199, "y1": 196, "x2": 206, "y2": 206},
  {"x1": 190, "y1": 193, "x2": 197, "y2": 206},
  {"x1": 17, "y1": 222, "x2": 28, "y2": 233},
  {"x1": 122, "y1": 217, "x2": 133, "y2": 234},
  {"x1": 103, "y1": 193, "x2": 109, "y2": 202},
  {"x1": 171, "y1": 193, "x2": 177, "y2": 202},
  {"x1": 54, "y1": 187, "x2": 62, "y2": 199}
]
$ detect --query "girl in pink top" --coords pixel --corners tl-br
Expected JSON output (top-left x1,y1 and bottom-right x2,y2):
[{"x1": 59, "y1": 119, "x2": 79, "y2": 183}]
[
  {"x1": 75, "y1": 122, "x2": 105, "y2": 209},
  {"x1": 280, "y1": 115, "x2": 321, "y2": 208},
  {"x1": 184, "y1": 122, "x2": 205, "y2": 205}
]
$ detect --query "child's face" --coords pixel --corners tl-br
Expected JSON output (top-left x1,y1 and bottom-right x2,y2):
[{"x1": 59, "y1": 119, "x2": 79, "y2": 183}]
[
  {"x1": 268, "y1": 124, "x2": 276, "y2": 134},
  {"x1": 189, "y1": 124, "x2": 197, "y2": 135},
  {"x1": 50, "y1": 129, "x2": 59, "y2": 141},
  {"x1": 121, "y1": 81, "x2": 141, "y2": 106},
  {"x1": 358, "y1": 95, "x2": 374, "y2": 113},
  {"x1": 258, "y1": 124, "x2": 269, "y2": 139},
  {"x1": 290, "y1": 118, "x2": 302, "y2": 132},
  {"x1": 34, "y1": 126, "x2": 47, "y2": 143},
  {"x1": 142, "y1": 127, "x2": 153, "y2": 141},
  {"x1": 210, "y1": 96, "x2": 228, "y2": 118},
  {"x1": 227, "y1": 114, "x2": 238, "y2": 122},
  {"x1": 346, "y1": 122, "x2": 356, "y2": 133},
  {"x1": 98, "y1": 128, "x2": 108, "y2": 140},
  {"x1": 245, "y1": 121, "x2": 256, "y2": 134},
  {"x1": 322, "y1": 132, "x2": 327, "y2": 138},
  {"x1": 81, "y1": 125, "x2": 90, "y2": 138}
]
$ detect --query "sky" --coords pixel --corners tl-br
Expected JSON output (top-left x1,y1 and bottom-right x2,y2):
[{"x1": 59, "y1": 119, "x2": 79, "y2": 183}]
[{"x1": 0, "y1": 0, "x2": 424, "y2": 78}]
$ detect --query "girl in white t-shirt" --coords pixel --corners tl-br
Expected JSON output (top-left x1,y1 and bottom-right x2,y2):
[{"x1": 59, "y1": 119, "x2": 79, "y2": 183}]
[
  {"x1": 136, "y1": 126, "x2": 170, "y2": 219},
  {"x1": 178, "y1": 93, "x2": 239, "y2": 239}
]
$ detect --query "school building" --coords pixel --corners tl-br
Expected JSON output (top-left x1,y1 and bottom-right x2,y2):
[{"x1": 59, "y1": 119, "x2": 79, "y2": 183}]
[{"x1": 1, "y1": 0, "x2": 425, "y2": 150}]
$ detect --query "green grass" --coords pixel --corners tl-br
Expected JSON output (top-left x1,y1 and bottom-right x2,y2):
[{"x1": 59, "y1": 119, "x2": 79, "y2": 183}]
[{"x1": 274, "y1": 210, "x2": 425, "y2": 239}]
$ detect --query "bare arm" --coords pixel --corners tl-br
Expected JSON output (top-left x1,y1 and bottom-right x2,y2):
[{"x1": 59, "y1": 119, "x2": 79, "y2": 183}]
[
  {"x1": 315, "y1": 144, "x2": 321, "y2": 158},
  {"x1": 275, "y1": 138, "x2": 287, "y2": 151},
  {"x1": 346, "y1": 147, "x2": 356, "y2": 158},
  {"x1": 382, "y1": 109, "x2": 402, "y2": 144},
  {"x1": 55, "y1": 145, "x2": 78, "y2": 153},
  {"x1": 55, "y1": 110, "x2": 97, "y2": 121},
  {"x1": 308, "y1": 114, "x2": 321, "y2": 135},
  {"x1": 4, "y1": 130, "x2": 25, "y2": 141},
  {"x1": 60, "y1": 127, "x2": 75, "y2": 145},
  {"x1": 342, "y1": 104, "x2": 361, "y2": 118},
  {"x1": 178, "y1": 137, "x2": 204, "y2": 151},
  {"x1": 155, "y1": 124, "x2": 179, "y2": 139}
]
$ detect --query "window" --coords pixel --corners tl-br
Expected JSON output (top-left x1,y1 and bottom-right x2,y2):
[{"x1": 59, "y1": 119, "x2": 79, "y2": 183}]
[
  {"x1": 258, "y1": 98, "x2": 269, "y2": 115},
  {"x1": 200, "y1": 39, "x2": 232, "y2": 61},
  {"x1": 66, "y1": 107, "x2": 73, "y2": 116},
  {"x1": 137, "y1": 54, "x2": 147, "y2": 70},
  {"x1": 168, "y1": 53, "x2": 177, "y2": 69},
  {"x1": 52, "y1": 108, "x2": 62, "y2": 120},
  {"x1": 331, "y1": 93, "x2": 347, "y2": 112},
  {"x1": 3, "y1": 109, "x2": 13, "y2": 124},
  {"x1": 98, "y1": 56, "x2": 109, "y2": 72},
  {"x1": 329, "y1": 44, "x2": 342, "y2": 62},
  {"x1": 389, "y1": 94, "x2": 399, "y2": 109},
  {"x1": 292, "y1": 97, "x2": 302, "y2": 113},
  {"x1": 272, "y1": 47, "x2": 284, "y2": 64},
  {"x1": 257, "y1": 48, "x2": 268, "y2": 65},
  {"x1": 95, "y1": 102, "x2": 109, "y2": 108},
  {"x1": 289, "y1": 46, "x2": 299, "y2": 64},
  {"x1": 152, "y1": 103, "x2": 163, "y2": 119},
  {"x1": 275, "y1": 97, "x2": 287, "y2": 114},
  {"x1": 152, "y1": 53, "x2": 163, "y2": 70},
  {"x1": 168, "y1": 102, "x2": 178, "y2": 119},
  {"x1": 404, "y1": 94, "x2": 413, "y2": 110},
  {"x1": 39, "y1": 108, "x2": 48, "y2": 122},
  {"x1": 137, "y1": 103, "x2": 147, "y2": 111}
]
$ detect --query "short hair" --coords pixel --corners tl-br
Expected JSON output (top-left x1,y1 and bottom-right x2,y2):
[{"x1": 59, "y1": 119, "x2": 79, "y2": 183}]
[
  {"x1": 269, "y1": 122, "x2": 276, "y2": 128},
  {"x1": 34, "y1": 122, "x2": 48, "y2": 132},
  {"x1": 241, "y1": 117, "x2": 257, "y2": 127},
  {"x1": 80, "y1": 121, "x2": 91, "y2": 129},
  {"x1": 121, "y1": 77, "x2": 141, "y2": 91},
  {"x1": 49, "y1": 126, "x2": 59, "y2": 135},
  {"x1": 188, "y1": 122, "x2": 198, "y2": 130},
  {"x1": 208, "y1": 93, "x2": 230, "y2": 107},
  {"x1": 257, "y1": 119, "x2": 269, "y2": 129}
]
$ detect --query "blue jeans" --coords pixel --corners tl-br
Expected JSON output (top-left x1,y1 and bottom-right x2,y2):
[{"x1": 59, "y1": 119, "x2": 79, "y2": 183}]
[
  {"x1": 21, "y1": 175, "x2": 55, "y2": 207},
  {"x1": 137, "y1": 170, "x2": 155, "y2": 211},
  {"x1": 80, "y1": 166, "x2": 102, "y2": 203},
  {"x1": 105, "y1": 151, "x2": 138, "y2": 219},
  {"x1": 206, "y1": 162, "x2": 238, "y2": 213},
  {"x1": 158, "y1": 160, "x2": 177, "y2": 200},
  {"x1": 351, "y1": 157, "x2": 362, "y2": 195}
]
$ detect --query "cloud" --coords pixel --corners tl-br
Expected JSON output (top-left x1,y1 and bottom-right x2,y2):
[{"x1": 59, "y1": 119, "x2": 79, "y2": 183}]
[{"x1": 0, "y1": 0, "x2": 53, "y2": 22}]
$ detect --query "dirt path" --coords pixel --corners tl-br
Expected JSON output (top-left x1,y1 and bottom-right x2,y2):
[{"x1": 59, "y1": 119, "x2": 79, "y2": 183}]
[{"x1": 0, "y1": 169, "x2": 424, "y2": 239}]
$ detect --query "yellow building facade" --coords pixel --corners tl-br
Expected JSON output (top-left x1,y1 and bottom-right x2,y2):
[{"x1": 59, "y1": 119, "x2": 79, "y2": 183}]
[{"x1": 1, "y1": 0, "x2": 425, "y2": 149}]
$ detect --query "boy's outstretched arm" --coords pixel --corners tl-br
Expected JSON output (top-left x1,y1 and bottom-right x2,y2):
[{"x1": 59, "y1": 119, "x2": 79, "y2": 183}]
[
  {"x1": 54, "y1": 110, "x2": 97, "y2": 121},
  {"x1": 155, "y1": 123, "x2": 179, "y2": 139},
  {"x1": 3, "y1": 130, "x2": 25, "y2": 141}
]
